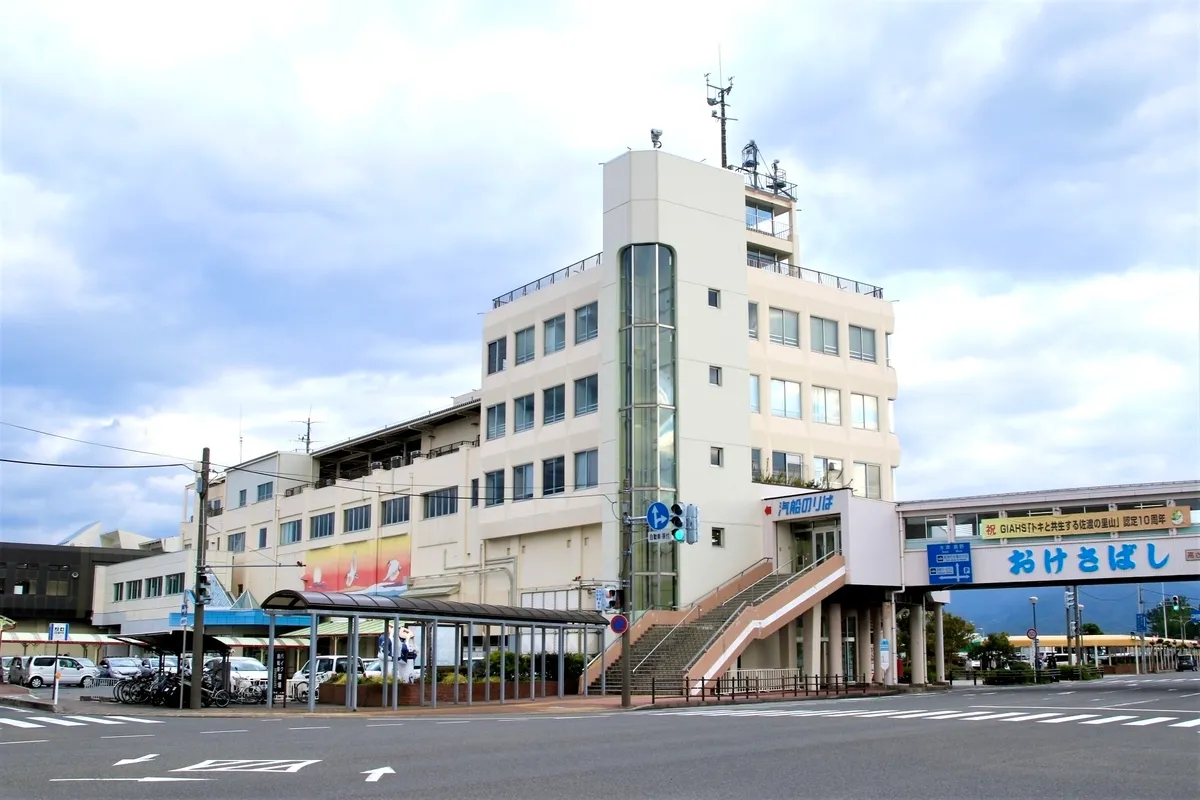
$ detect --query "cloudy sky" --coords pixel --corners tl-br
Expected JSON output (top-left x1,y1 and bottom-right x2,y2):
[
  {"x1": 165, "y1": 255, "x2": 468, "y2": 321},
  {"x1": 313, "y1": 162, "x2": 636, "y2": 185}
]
[{"x1": 1, "y1": 0, "x2": 1196, "y2": 543}]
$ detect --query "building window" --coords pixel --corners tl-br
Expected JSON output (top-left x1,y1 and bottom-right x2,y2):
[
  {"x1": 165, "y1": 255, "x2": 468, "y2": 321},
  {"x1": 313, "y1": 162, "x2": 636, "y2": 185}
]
[
  {"x1": 707, "y1": 288, "x2": 720, "y2": 308},
  {"x1": 888, "y1": 399, "x2": 896, "y2": 434},
  {"x1": 769, "y1": 307, "x2": 800, "y2": 347},
  {"x1": 575, "y1": 302, "x2": 598, "y2": 343},
  {"x1": 125, "y1": 579, "x2": 142, "y2": 601},
  {"x1": 813, "y1": 457, "x2": 844, "y2": 487},
  {"x1": 258, "y1": 527, "x2": 268, "y2": 548},
  {"x1": 487, "y1": 337, "x2": 507, "y2": 374},
  {"x1": 344, "y1": 504, "x2": 371, "y2": 533},
  {"x1": 379, "y1": 496, "x2": 410, "y2": 527},
  {"x1": 748, "y1": 302, "x2": 758, "y2": 339},
  {"x1": 514, "y1": 326, "x2": 535, "y2": 365},
  {"x1": 544, "y1": 314, "x2": 566, "y2": 354},
  {"x1": 514, "y1": 394, "x2": 535, "y2": 432},
  {"x1": 891, "y1": 466, "x2": 898, "y2": 499},
  {"x1": 574, "y1": 374, "x2": 598, "y2": 416},
  {"x1": 751, "y1": 447, "x2": 762, "y2": 480},
  {"x1": 812, "y1": 386, "x2": 842, "y2": 425},
  {"x1": 710, "y1": 447, "x2": 724, "y2": 467},
  {"x1": 486, "y1": 403, "x2": 506, "y2": 440},
  {"x1": 309, "y1": 513, "x2": 333, "y2": 540},
  {"x1": 851, "y1": 393, "x2": 880, "y2": 431},
  {"x1": 711, "y1": 527, "x2": 725, "y2": 547},
  {"x1": 544, "y1": 384, "x2": 566, "y2": 424},
  {"x1": 770, "y1": 378, "x2": 801, "y2": 419},
  {"x1": 709, "y1": 366, "x2": 722, "y2": 386},
  {"x1": 849, "y1": 325, "x2": 877, "y2": 363},
  {"x1": 886, "y1": 333, "x2": 893, "y2": 367},
  {"x1": 470, "y1": 478, "x2": 479, "y2": 507},
  {"x1": 485, "y1": 470, "x2": 505, "y2": 507},
  {"x1": 512, "y1": 464, "x2": 534, "y2": 501},
  {"x1": 423, "y1": 487, "x2": 458, "y2": 518},
  {"x1": 279, "y1": 520, "x2": 302, "y2": 544},
  {"x1": 112, "y1": 583, "x2": 124, "y2": 602},
  {"x1": 811, "y1": 317, "x2": 838, "y2": 355},
  {"x1": 145, "y1": 576, "x2": 163, "y2": 597},
  {"x1": 227, "y1": 532, "x2": 245, "y2": 553},
  {"x1": 771, "y1": 451, "x2": 804, "y2": 483},
  {"x1": 574, "y1": 449, "x2": 598, "y2": 490},
  {"x1": 238, "y1": 489, "x2": 247, "y2": 507},
  {"x1": 852, "y1": 461, "x2": 882, "y2": 499},
  {"x1": 543, "y1": 456, "x2": 566, "y2": 496},
  {"x1": 256, "y1": 482, "x2": 273, "y2": 502},
  {"x1": 749, "y1": 374, "x2": 760, "y2": 412},
  {"x1": 166, "y1": 573, "x2": 184, "y2": 594}
]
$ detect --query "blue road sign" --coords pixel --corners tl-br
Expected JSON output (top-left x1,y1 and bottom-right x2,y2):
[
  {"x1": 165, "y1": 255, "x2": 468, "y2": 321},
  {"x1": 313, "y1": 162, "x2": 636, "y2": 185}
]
[
  {"x1": 646, "y1": 501, "x2": 670, "y2": 532},
  {"x1": 1135, "y1": 613, "x2": 1147, "y2": 634},
  {"x1": 610, "y1": 614, "x2": 629, "y2": 635},
  {"x1": 926, "y1": 542, "x2": 973, "y2": 586},
  {"x1": 1191, "y1": 611, "x2": 1200, "y2": 625}
]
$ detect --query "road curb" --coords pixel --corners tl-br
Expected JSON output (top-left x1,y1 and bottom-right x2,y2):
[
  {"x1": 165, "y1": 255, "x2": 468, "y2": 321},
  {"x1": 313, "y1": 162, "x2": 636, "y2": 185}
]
[{"x1": 0, "y1": 695, "x2": 60, "y2": 714}]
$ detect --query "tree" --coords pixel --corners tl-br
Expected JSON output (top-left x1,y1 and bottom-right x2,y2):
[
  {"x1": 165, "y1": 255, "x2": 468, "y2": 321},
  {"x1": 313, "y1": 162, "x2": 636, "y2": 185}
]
[
  {"x1": 967, "y1": 633, "x2": 1016, "y2": 670},
  {"x1": 1146, "y1": 596, "x2": 1197, "y2": 640},
  {"x1": 895, "y1": 608, "x2": 977, "y2": 678},
  {"x1": 1080, "y1": 622, "x2": 1103, "y2": 636}
]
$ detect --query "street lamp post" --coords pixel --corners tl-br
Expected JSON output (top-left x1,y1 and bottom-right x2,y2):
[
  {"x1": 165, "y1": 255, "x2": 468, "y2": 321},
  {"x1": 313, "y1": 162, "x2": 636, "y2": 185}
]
[{"x1": 1030, "y1": 596, "x2": 1039, "y2": 680}]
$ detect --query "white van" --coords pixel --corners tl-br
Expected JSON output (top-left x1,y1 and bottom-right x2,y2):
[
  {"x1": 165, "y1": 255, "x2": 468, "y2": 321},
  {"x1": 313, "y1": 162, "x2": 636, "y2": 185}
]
[
  {"x1": 287, "y1": 656, "x2": 365, "y2": 700},
  {"x1": 23, "y1": 655, "x2": 99, "y2": 688}
]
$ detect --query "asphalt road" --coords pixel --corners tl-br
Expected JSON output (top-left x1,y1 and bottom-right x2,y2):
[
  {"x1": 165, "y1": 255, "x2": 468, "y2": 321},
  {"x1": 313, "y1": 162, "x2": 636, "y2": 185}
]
[{"x1": 1, "y1": 674, "x2": 1197, "y2": 800}]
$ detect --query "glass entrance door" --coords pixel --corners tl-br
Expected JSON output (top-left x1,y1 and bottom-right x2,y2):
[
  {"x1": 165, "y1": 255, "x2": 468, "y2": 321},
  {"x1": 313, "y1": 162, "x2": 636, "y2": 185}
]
[{"x1": 813, "y1": 521, "x2": 840, "y2": 562}]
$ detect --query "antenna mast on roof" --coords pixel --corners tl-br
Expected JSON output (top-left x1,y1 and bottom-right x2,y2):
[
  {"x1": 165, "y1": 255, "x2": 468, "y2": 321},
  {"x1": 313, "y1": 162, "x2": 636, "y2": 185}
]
[
  {"x1": 292, "y1": 410, "x2": 322, "y2": 454},
  {"x1": 238, "y1": 406, "x2": 244, "y2": 463},
  {"x1": 705, "y1": 51, "x2": 736, "y2": 169}
]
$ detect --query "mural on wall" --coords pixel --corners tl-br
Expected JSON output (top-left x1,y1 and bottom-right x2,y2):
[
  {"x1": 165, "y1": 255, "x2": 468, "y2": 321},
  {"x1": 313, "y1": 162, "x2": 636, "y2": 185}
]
[{"x1": 300, "y1": 535, "x2": 411, "y2": 597}]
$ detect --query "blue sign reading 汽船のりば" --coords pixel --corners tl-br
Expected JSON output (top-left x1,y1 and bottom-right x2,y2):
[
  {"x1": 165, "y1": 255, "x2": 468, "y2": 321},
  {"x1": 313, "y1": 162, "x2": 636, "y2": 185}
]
[{"x1": 927, "y1": 541, "x2": 974, "y2": 585}]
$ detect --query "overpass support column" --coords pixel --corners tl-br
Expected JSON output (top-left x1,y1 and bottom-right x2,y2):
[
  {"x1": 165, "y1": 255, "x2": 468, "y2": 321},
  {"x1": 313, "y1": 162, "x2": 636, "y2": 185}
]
[
  {"x1": 933, "y1": 602, "x2": 946, "y2": 683},
  {"x1": 885, "y1": 601, "x2": 899, "y2": 686},
  {"x1": 827, "y1": 603, "x2": 843, "y2": 680},
  {"x1": 856, "y1": 610, "x2": 871, "y2": 683},
  {"x1": 872, "y1": 606, "x2": 884, "y2": 684},
  {"x1": 909, "y1": 595, "x2": 927, "y2": 686},
  {"x1": 802, "y1": 601, "x2": 822, "y2": 680}
]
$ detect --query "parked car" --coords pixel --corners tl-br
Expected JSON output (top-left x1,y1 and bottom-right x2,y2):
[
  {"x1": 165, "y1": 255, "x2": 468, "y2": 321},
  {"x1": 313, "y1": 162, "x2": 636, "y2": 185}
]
[
  {"x1": 287, "y1": 655, "x2": 365, "y2": 700},
  {"x1": 1177, "y1": 655, "x2": 1197, "y2": 672},
  {"x1": 205, "y1": 656, "x2": 269, "y2": 689},
  {"x1": 100, "y1": 657, "x2": 144, "y2": 679},
  {"x1": 24, "y1": 655, "x2": 99, "y2": 687}
]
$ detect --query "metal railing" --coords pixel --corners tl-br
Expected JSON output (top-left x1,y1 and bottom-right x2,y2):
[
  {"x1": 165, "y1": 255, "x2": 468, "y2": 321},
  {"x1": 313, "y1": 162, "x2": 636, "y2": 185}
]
[
  {"x1": 746, "y1": 222, "x2": 792, "y2": 241},
  {"x1": 631, "y1": 558, "x2": 773, "y2": 673},
  {"x1": 493, "y1": 252, "x2": 603, "y2": 309},
  {"x1": 649, "y1": 673, "x2": 868, "y2": 704},
  {"x1": 683, "y1": 550, "x2": 841, "y2": 675},
  {"x1": 749, "y1": 256, "x2": 884, "y2": 298}
]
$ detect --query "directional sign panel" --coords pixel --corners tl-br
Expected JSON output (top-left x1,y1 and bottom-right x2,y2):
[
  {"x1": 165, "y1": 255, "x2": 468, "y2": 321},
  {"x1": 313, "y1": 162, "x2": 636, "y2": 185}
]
[
  {"x1": 926, "y1": 542, "x2": 973, "y2": 586},
  {"x1": 1135, "y1": 613, "x2": 1147, "y2": 634},
  {"x1": 48, "y1": 622, "x2": 69, "y2": 642},
  {"x1": 646, "y1": 502, "x2": 670, "y2": 532}
]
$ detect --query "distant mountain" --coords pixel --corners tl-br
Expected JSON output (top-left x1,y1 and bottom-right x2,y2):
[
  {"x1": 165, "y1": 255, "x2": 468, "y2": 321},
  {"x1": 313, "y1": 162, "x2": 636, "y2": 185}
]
[{"x1": 945, "y1": 580, "x2": 1200, "y2": 636}]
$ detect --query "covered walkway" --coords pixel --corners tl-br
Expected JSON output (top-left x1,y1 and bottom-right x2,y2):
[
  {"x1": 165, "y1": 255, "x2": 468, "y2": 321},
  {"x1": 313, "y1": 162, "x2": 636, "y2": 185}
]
[{"x1": 261, "y1": 589, "x2": 609, "y2": 712}]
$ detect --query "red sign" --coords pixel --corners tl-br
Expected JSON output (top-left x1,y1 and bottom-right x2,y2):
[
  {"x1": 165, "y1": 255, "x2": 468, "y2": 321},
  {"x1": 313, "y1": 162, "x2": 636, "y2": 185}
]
[{"x1": 1027, "y1": 627, "x2": 1038, "y2": 639}]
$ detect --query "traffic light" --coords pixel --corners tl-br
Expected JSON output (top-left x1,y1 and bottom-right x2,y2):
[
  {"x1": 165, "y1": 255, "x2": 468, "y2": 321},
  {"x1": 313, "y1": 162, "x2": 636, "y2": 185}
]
[
  {"x1": 684, "y1": 504, "x2": 700, "y2": 545},
  {"x1": 605, "y1": 588, "x2": 622, "y2": 611},
  {"x1": 1172, "y1": 595, "x2": 1180, "y2": 611},
  {"x1": 670, "y1": 503, "x2": 685, "y2": 542},
  {"x1": 196, "y1": 570, "x2": 212, "y2": 606}
]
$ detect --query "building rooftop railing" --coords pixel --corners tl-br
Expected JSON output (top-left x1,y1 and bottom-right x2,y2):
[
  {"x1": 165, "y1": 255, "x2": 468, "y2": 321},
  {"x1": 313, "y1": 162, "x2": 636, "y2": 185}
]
[
  {"x1": 493, "y1": 252, "x2": 603, "y2": 309},
  {"x1": 749, "y1": 256, "x2": 884, "y2": 299}
]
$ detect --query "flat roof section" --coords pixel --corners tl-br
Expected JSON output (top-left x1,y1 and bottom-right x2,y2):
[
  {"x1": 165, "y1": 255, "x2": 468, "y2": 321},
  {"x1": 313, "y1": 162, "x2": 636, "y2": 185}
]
[
  {"x1": 261, "y1": 589, "x2": 609, "y2": 627},
  {"x1": 898, "y1": 479, "x2": 1200, "y2": 512},
  {"x1": 312, "y1": 396, "x2": 481, "y2": 462}
]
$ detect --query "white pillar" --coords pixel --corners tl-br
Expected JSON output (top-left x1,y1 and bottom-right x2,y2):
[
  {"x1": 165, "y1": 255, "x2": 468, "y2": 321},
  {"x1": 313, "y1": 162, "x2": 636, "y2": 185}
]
[
  {"x1": 856, "y1": 611, "x2": 871, "y2": 683},
  {"x1": 803, "y1": 601, "x2": 822, "y2": 679},
  {"x1": 934, "y1": 602, "x2": 946, "y2": 683},
  {"x1": 827, "y1": 603, "x2": 843, "y2": 679},
  {"x1": 909, "y1": 597, "x2": 927, "y2": 686},
  {"x1": 873, "y1": 606, "x2": 884, "y2": 684},
  {"x1": 885, "y1": 601, "x2": 898, "y2": 686}
]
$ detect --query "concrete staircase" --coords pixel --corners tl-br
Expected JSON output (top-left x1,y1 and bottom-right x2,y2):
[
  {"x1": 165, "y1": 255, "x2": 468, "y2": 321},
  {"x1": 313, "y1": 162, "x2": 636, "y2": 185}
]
[{"x1": 590, "y1": 573, "x2": 796, "y2": 695}]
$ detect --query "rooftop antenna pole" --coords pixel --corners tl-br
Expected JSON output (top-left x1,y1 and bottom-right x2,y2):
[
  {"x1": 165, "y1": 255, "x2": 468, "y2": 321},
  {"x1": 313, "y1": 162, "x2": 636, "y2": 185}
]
[
  {"x1": 238, "y1": 406, "x2": 244, "y2": 463},
  {"x1": 293, "y1": 409, "x2": 322, "y2": 454},
  {"x1": 705, "y1": 63, "x2": 736, "y2": 169}
]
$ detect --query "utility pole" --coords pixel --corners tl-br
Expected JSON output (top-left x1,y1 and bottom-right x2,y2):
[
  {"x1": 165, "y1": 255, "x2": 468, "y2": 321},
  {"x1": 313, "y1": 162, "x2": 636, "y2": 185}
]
[
  {"x1": 705, "y1": 73, "x2": 736, "y2": 169},
  {"x1": 619, "y1": 481, "x2": 633, "y2": 709},
  {"x1": 1073, "y1": 585, "x2": 1083, "y2": 669},
  {"x1": 1136, "y1": 583, "x2": 1145, "y2": 674},
  {"x1": 189, "y1": 447, "x2": 210, "y2": 709}
]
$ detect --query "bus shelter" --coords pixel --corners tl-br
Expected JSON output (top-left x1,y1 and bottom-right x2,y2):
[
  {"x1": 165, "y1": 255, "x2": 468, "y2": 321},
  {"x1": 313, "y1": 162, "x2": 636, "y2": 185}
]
[{"x1": 260, "y1": 589, "x2": 610, "y2": 712}]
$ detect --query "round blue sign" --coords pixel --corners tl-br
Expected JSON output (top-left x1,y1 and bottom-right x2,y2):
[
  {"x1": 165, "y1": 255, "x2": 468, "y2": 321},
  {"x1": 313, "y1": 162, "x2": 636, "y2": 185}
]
[
  {"x1": 646, "y1": 501, "x2": 670, "y2": 531},
  {"x1": 610, "y1": 614, "x2": 629, "y2": 635}
]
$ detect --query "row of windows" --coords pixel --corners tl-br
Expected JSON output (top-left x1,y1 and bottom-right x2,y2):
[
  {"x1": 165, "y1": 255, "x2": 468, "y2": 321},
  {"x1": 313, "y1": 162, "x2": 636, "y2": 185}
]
[
  {"x1": 480, "y1": 449, "x2": 600, "y2": 506},
  {"x1": 750, "y1": 448, "x2": 884, "y2": 499},
  {"x1": 747, "y1": 303, "x2": 889, "y2": 364},
  {"x1": 487, "y1": 302, "x2": 599, "y2": 375},
  {"x1": 486, "y1": 375, "x2": 598, "y2": 440},
  {"x1": 745, "y1": 376, "x2": 895, "y2": 432},
  {"x1": 233, "y1": 481, "x2": 275, "y2": 508},
  {"x1": 111, "y1": 572, "x2": 185, "y2": 603}
]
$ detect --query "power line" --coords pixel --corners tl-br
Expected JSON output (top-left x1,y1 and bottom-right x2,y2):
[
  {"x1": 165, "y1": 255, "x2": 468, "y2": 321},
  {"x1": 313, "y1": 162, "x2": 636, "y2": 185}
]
[
  {"x1": 0, "y1": 421, "x2": 194, "y2": 463},
  {"x1": 0, "y1": 457, "x2": 188, "y2": 469}
]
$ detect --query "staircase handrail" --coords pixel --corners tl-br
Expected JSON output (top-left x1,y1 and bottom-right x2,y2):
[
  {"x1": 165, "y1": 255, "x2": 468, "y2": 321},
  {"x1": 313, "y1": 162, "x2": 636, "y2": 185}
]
[
  {"x1": 628, "y1": 557, "x2": 771, "y2": 673},
  {"x1": 682, "y1": 550, "x2": 842, "y2": 674}
]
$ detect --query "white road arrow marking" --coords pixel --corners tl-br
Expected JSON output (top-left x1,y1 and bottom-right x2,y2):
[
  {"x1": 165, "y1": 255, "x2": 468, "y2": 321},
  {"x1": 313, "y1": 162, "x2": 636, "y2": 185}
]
[
  {"x1": 362, "y1": 766, "x2": 395, "y2": 783},
  {"x1": 50, "y1": 777, "x2": 210, "y2": 783},
  {"x1": 113, "y1": 754, "x2": 159, "y2": 766}
]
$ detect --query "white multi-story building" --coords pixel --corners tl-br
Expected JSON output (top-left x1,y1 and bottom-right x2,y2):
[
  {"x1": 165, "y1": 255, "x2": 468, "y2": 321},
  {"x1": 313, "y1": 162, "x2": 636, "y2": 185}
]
[{"x1": 168, "y1": 148, "x2": 897, "y2": 620}]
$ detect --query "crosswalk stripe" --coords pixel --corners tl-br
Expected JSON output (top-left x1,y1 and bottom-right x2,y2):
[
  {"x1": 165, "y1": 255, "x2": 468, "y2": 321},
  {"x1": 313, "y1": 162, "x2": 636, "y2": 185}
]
[
  {"x1": 923, "y1": 711, "x2": 994, "y2": 720},
  {"x1": 1002, "y1": 713, "x2": 1061, "y2": 722},
  {"x1": 26, "y1": 717, "x2": 86, "y2": 727},
  {"x1": 1080, "y1": 716, "x2": 1137, "y2": 725},
  {"x1": 103, "y1": 716, "x2": 164, "y2": 724},
  {"x1": 1167, "y1": 718, "x2": 1200, "y2": 728},
  {"x1": 890, "y1": 711, "x2": 953, "y2": 719},
  {"x1": 961, "y1": 712, "x2": 1027, "y2": 721},
  {"x1": 0, "y1": 718, "x2": 43, "y2": 729},
  {"x1": 1123, "y1": 717, "x2": 1176, "y2": 726},
  {"x1": 1039, "y1": 714, "x2": 1099, "y2": 724},
  {"x1": 64, "y1": 715, "x2": 125, "y2": 725}
]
